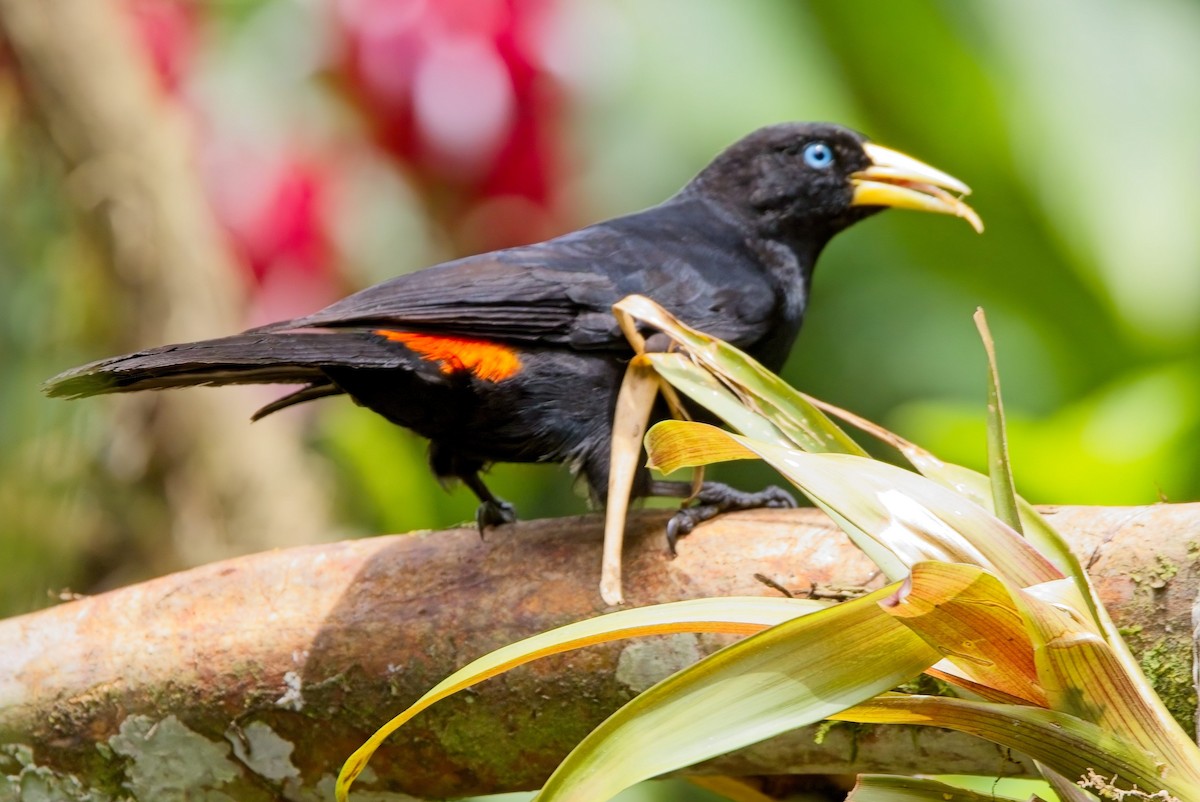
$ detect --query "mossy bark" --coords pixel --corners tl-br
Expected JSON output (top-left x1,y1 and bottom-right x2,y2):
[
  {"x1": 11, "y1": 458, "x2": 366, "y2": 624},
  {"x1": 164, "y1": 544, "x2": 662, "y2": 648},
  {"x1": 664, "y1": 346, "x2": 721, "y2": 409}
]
[{"x1": 0, "y1": 505, "x2": 1196, "y2": 801}]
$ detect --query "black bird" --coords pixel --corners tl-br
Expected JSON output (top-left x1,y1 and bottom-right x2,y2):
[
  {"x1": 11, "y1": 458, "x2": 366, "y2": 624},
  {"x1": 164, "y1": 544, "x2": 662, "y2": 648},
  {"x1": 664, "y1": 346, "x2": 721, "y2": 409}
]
[{"x1": 46, "y1": 122, "x2": 980, "y2": 539}]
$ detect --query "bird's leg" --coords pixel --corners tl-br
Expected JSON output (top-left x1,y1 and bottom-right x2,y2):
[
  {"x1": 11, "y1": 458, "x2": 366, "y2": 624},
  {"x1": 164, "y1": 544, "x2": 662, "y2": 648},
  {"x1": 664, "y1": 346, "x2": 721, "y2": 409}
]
[
  {"x1": 648, "y1": 480, "x2": 796, "y2": 554},
  {"x1": 462, "y1": 473, "x2": 517, "y2": 532},
  {"x1": 430, "y1": 444, "x2": 516, "y2": 533}
]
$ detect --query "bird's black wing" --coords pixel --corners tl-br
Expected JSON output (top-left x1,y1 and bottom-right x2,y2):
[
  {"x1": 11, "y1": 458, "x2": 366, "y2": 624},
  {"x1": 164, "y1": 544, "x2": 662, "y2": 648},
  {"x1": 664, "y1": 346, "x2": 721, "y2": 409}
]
[{"x1": 279, "y1": 198, "x2": 780, "y2": 351}]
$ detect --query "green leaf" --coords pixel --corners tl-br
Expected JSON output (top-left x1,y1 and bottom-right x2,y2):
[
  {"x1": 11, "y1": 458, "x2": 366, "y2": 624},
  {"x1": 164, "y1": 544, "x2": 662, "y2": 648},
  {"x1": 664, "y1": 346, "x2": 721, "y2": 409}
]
[
  {"x1": 615, "y1": 295, "x2": 866, "y2": 455},
  {"x1": 920, "y1": 464, "x2": 1095, "y2": 615},
  {"x1": 645, "y1": 419, "x2": 908, "y2": 578},
  {"x1": 847, "y1": 774, "x2": 1023, "y2": 802},
  {"x1": 533, "y1": 583, "x2": 939, "y2": 802},
  {"x1": 645, "y1": 421, "x2": 1061, "y2": 586},
  {"x1": 974, "y1": 308, "x2": 1022, "y2": 534},
  {"x1": 336, "y1": 595, "x2": 827, "y2": 801},
  {"x1": 833, "y1": 694, "x2": 1192, "y2": 800},
  {"x1": 805, "y1": 395, "x2": 1090, "y2": 593},
  {"x1": 1016, "y1": 587, "x2": 1200, "y2": 790},
  {"x1": 644, "y1": 353, "x2": 790, "y2": 445}
]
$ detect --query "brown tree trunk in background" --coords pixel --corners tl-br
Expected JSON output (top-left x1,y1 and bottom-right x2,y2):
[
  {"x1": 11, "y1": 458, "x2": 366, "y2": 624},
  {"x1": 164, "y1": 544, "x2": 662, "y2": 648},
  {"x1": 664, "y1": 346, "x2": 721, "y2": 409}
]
[
  {"x1": 0, "y1": 506, "x2": 1196, "y2": 801},
  {"x1": 0, "y1": 0, "x2": 332, "y2": 564}
]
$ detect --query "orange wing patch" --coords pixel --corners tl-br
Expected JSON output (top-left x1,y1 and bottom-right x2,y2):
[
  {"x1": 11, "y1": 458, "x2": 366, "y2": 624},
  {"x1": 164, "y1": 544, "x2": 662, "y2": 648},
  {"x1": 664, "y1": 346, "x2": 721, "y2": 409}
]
[{"x1": 376, "y1": 330, "x2": 522, "y2": 382}]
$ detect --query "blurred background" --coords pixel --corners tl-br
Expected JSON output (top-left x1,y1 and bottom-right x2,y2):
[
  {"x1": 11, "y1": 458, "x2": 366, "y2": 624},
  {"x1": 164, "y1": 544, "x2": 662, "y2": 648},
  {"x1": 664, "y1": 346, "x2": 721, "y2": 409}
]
[{"x1": 2, "y1": 0, "x2": 1199, "y2": 618}]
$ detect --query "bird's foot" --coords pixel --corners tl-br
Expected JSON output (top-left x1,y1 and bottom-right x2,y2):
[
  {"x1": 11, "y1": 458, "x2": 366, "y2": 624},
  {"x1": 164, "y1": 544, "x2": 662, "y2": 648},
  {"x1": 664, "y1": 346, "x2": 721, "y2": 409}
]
[
  {"x1": 475, "y1": 499, "x2": 517, "y2": 534},
  {"x1": 666, "y1": 483, "x2": 795, "y2": 554}
]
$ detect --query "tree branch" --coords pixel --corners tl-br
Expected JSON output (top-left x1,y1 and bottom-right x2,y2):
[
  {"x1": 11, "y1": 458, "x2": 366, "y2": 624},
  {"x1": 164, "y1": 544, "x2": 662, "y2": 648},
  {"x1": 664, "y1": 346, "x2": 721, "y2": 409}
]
[{"x1": 1, "y1": 505, "x2": 1196, "y2": 800}]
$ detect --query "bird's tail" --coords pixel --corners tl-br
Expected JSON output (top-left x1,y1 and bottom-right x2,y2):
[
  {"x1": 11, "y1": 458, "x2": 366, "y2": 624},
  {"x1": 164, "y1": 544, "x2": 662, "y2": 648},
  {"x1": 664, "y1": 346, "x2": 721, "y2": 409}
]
[{"x1": 43, "y1": 329, "x2": 412, "y2": 416}]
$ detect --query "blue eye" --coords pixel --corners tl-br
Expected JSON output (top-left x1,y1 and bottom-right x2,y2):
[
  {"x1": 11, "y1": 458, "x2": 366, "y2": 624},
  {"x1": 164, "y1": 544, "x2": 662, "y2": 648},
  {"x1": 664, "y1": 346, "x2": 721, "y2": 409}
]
[{"x1": 802, "y1": 141, "x2": 834, "y2": 169}]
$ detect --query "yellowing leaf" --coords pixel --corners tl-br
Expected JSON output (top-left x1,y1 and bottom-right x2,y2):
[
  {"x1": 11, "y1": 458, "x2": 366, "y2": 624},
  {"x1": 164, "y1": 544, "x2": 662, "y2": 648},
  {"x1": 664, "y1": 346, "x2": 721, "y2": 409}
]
[
  {"x1": 1017, "y1": 588, "x2": 1200, "y2": 790},
  {"x1": 805, "y1": 394, "x2": 1092, "y2": 595},
  {"x1": 337, "y1": 596, "x2": 827, "y2": 801},
  {"x1": 884, "y1": 562, "x2": 1045, "y2": 706},
  {"x1": 644, "y1": 422, "x2": 1061, "y2": 586},
  {"x1": 534, "y1": 583, "x2": 939, "y2": 802},
  {"x1": 643, "y1": 354, "x2": 790, "y2": 445},
  {"x1": 833, "y1": 694, "x2": 1190, "y2": 800},
  {"x1": 601, "y1": 357, "x2": 662, "y2": 605},
  {"x1": 645, "y1": 419, "x2": 906, "y2": 576},
  {"x1": 646, "y1": 419, "x2": 761, "y2": 474},
  {"x1": 615, "y1": 295, "x2": 866, "y2": 455}
]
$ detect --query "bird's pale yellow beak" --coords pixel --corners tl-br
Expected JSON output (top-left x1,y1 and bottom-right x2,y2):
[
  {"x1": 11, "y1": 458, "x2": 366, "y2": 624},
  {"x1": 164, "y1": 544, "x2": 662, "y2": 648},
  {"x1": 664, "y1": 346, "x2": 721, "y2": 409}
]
[{"x1": 851, "y1": 143, "x2": 983, "y2": 233}]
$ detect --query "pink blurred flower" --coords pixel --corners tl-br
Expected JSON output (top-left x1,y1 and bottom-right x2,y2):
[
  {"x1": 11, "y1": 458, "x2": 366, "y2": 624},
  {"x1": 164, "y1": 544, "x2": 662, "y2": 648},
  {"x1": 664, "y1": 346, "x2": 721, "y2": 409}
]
[
  {"x1": 336, "y1": 0, "x2": 567, "y2": 249},
  {"x1": 204, "y1": 143, "x2": 341, "y2": 324},
  {"x1": 122, "y1": 0, "x2": 340, "y2": 318},
  {"x1": 122, "y1": 0, "x2": 199, "y2": 95},
  {"x1": 115, "y1": 0, "x2": 571, "y2": 326}
]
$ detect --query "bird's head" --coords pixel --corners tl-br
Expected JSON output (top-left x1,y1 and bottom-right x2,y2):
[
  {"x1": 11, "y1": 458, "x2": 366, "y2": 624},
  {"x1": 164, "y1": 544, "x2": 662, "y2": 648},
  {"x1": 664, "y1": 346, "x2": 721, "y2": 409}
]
[{"x1": 689, "y1": 122, "x2": 981, "y2": 250}]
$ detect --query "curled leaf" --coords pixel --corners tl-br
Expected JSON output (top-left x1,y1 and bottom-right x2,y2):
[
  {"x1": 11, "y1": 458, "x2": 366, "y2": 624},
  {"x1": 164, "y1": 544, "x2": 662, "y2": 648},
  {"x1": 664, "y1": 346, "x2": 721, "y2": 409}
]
[
  {"x1": 337, "y1": 595, "x2": 827, "y2": 801},
  {"x1": 534, "y1": 583, "x2": 938, "y2": 802}
]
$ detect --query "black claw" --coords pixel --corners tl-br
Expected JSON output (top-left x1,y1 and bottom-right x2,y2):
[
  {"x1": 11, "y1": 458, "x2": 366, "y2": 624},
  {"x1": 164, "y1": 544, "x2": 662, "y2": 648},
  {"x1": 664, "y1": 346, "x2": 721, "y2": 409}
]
[
  {"x1": 663, "y1": 483, "x2": 797, "y2": 551},
  {"x1": 666, "y1": 503, "x2": 720, "y2": 554},
  {"x1": 665, "y1": 514, "x2": 689, "y2": 556},
  {"x1": 757, "y1": 485, "x2": 797, "y2": 509},
  {"x1": 475, "y1": 499, "x2": 517, "y2": 534}
]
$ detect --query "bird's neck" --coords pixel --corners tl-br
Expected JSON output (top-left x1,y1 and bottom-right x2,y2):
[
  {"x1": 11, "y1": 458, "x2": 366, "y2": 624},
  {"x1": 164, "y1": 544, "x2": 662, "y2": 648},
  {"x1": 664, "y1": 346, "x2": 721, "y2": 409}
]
[
  {"x1": 664, "y1": 189, "x2": 824, "y2": 369},
  {"x1": 769, "y1": 223, "x2": 833, "y2": 268},
  {"x1": 682, "y1": 185, "x2": 835, "y2": 271}
]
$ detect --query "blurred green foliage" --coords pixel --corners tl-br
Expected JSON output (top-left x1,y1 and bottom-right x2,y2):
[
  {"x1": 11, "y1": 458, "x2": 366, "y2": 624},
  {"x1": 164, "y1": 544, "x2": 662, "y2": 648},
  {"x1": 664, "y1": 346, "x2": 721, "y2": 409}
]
[{"x1": 3, "y1": 0, "x2": 1199, "y2": 617}]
